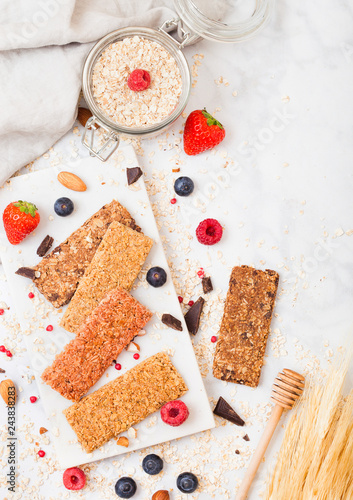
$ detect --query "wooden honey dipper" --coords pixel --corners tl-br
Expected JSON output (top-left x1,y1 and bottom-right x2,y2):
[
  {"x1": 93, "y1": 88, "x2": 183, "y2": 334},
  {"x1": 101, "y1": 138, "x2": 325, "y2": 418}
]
[{"x1": 235, "y1": 369, "x2": 305, "y2": 500}]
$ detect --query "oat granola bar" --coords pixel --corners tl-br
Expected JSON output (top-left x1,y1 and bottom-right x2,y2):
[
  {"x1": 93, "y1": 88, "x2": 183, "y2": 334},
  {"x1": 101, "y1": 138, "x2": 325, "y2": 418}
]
[
  {"x1": 60, "y1": 221, "x2": 153, "y2": 333},
  {"x1": 41, "y1": 288, "x2": 152, "y2": 402},
  {"x1": 64, "y1": 352, "x2": 188, "y2": 453},
  {"x1": 213, "y1": 265, "x2": 279, "y2": 388},
  {"x1": 32, "y1": 200, "x2": 140, "y2": 308}
]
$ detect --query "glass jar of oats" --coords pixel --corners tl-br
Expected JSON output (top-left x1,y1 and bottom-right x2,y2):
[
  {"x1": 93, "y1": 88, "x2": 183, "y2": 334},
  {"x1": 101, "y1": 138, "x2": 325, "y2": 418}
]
[{"x1": 81, "y1": 0, "x2": 275, "y2": 160}]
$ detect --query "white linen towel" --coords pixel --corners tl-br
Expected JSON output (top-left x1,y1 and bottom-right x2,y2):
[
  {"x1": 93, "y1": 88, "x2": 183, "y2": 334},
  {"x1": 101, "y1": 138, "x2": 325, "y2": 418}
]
[{"x1": 0, "y1": 0, "x2": 175, "y2": 187}]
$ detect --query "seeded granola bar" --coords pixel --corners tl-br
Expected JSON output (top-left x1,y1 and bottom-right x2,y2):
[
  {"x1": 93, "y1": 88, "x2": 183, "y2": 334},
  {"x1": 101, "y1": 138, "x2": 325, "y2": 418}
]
[
  {"x1": 32, "y1": 200, "x2": 140, "y2": 308},
  {"x1": 64, "y1": 352, "x2": 188, "y2": 453},
  {"x1": 41, "y1": 288, "x2": 152, "y2": 402},
  {"x1": 213, "y1": 265, "x2": 279, "y2": 388},
  {"x1": 60, "y1": 221, "x2": 153, "y2": 333}
]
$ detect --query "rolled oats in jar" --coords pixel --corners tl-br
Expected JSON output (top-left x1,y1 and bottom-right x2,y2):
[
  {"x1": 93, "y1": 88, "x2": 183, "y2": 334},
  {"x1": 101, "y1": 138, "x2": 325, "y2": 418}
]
[{"x1": 92, "y1": 36, "x2": 183, "y2": 128}]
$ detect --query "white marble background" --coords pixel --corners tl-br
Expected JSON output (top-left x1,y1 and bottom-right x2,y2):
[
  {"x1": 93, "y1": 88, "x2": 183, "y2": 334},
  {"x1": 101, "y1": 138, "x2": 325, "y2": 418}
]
[{"x1": 1, "y1": 0, "x2": 353, "y2": 498}]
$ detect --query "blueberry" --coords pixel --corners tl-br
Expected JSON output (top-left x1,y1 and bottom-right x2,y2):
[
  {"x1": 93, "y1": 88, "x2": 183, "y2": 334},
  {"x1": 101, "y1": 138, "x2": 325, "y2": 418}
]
[
  {"x1": 174, "y1": 176, "x2": 194, "y2": 197},
  {"x1": 146, "y1": 267, "x2": 167, "y2": 288},
  {"x1": 115, "y1": 477, "x2": 137, "y2": 498},
  {"x1": 142, "y1": 454, "x2": 163, "y2": 475},
  {"x1": 54, "y1": 197, "x2": 74, "y2": 217},
  {"x1": 177, "y1": 472, "x2": 199, "y2": 493}
]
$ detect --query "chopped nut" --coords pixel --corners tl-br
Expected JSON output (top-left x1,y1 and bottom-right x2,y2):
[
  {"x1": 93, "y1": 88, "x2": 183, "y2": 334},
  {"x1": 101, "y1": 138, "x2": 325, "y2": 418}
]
[
  {"x1": 126, "y1": 341, "x2": 140, "y2": 353},
  {"x1": 127, "y1": 427, "x2": 137, "y2": 439},
  {"x1": 116, "y1": 436, "x2": 129, "y2": 447}
]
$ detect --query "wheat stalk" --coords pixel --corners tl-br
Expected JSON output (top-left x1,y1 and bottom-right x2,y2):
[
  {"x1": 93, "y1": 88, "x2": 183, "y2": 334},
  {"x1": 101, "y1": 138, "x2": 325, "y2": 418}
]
[{"x1": 265, "y1": 352, "x2": 353, "y2": 500}]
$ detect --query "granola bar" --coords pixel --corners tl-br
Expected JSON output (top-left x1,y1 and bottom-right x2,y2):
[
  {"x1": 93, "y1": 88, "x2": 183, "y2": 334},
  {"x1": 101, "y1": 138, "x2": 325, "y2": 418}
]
[
  {"x1": 32, "y1": 200, "x2": 140, "y2": 308},
  {"x1": 213, "y1": 265, "x2": 279, "y2": 388},
  {"x1": 64, "y1": 352, "x2": 188, "y2": 453},
  {"x1": 60, "y1": 221, "x2": 153, "y2": 333},
  {"x1": 41, "y1": 288, "x2": 152, "y2": 402}
]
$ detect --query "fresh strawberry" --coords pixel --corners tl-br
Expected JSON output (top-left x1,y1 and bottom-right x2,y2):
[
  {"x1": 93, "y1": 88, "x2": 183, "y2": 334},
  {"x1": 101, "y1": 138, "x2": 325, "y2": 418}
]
[
  {"x1": 3, "y1": 201, "x2": 40, "y2": 245},
  {"x1": 183, "y1": 109, "x2": 225, "y2": 155}
]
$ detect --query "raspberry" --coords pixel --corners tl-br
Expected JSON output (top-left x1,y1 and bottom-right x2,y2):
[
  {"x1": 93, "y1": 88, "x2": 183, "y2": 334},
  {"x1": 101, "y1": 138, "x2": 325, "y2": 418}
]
[
  {"x1": 0, "y1": 309, "x2": 4, "y2": 315},
  {"x1": 178, "y1": 296, "x2": 183, "y2": 303},
  {"x1": 133, "y1": 353, "x2": 140, "y2": 360},
  {"x1": 0, "y1": 345, "x2": 5, "y2": 352},
  {"x1": 188, "y1": 300, "x2": 194, "y2": 306},
  {"x1": 127, "y1": 69, "x2": 151, "y2": 91},
  {"x1": 28, "y1": 292, "x2": 35, "y2": 299},
  {"x1": 63, "y1": 467, "x2": 86, "y2": 490},
  {"x1": 6, "y1": 350, "x2": 12, "y2": 357},
  {"x1": 30, "y1": 396, "x2": 37, "y2": 403},
  {"x1": 46, "y1": 325, "x2": 53, "y2": 332},
  {"x1": 38, "y1": 450, "x2": 45, "y2": 457},
  {"x1": 211, "y1": 336, "x2": 218, "y2": 343},
  {"x1": 196, "y1": 219, "x2": 223, "y2": 245},
  {"x1": 115, "y1": 363, "x2": 122, "y2": 370},
  {"x1": 170, "y1": 198, "x2": 177, "y2": 204},
  {"x1": 161, "y1": 400, "x2": 189, "y2": 427}
]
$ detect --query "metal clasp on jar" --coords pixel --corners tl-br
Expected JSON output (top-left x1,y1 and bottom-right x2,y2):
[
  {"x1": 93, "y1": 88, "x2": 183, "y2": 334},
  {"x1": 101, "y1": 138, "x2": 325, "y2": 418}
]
[
  {"x1": 159, "y1": 18, "x2": 202, "y2": 48},
  {"x1": 81, "y1": 116, "x2": 119, "y2": 161}
]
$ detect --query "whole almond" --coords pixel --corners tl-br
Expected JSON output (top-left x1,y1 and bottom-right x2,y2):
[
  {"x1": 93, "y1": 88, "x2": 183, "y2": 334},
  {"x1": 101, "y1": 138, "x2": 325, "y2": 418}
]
[
  {"x1": 57, "y1": 172, "x2": 87, "y2": 192},
  {"x1": 77, "y1": 107, "x2": 93, "y2": 127},
  {"x1": 0, "y1": 379, "x2": 16, "y2": 406},
  {"x1": 116, "y1": 436, "x2": 129, "y2": 447},
  {"x1": 152, "y1": 491, "x2": 170, "y2": 500}
]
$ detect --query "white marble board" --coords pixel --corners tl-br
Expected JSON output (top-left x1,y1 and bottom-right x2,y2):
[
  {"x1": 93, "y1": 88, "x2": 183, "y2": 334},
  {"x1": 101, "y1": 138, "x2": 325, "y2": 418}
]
[{"x1": 0, "y1": 148, "x2": 215, "y2": 469}]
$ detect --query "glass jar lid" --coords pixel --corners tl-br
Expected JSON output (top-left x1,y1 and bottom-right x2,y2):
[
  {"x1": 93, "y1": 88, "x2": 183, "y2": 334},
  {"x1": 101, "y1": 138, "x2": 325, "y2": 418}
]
[{"x1": 174, "y1": 0, "x2": 275, "y2": 43}]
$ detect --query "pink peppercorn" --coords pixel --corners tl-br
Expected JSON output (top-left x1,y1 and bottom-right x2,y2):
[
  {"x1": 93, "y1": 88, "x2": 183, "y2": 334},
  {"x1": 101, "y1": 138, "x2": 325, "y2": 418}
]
[
  {"x1": 211, "y1": 336, "x2": 218, "y2": 343},
  {"x1": 133, "y1": 353, "x2": 140, "y2": 360},
  {"x1": 30, "y1": 396, "x2": 37, "y2": 403},
  {"x1": 28, "y1": 292, "x2": 35, "y2": 299},
  {"x1": 38, "y1": 450, "x2": 45, "y2": 457},
  {"x1": 188, "y1": 300, "x2": 194, "y2": 307},
  {"x1": 46, "y1": 325, "x2": 53, "y2": 332},
  {"x1": 197, "y1": 268, "x2": 205, "y2": 278},
  {"x1": 115, "y1": 363, "x2": 122, "y2": 370},
  {"x1": 178, "y1": 296, "x2": 183, "y2": 303},
  {"x1": 170, "y1": 198, "x2": 177, "y2": 204},
  {"x1": 0, "y1": 345, "x2": 5, "y2": 352},
  {"x1": 6, "y1": 350, "x2": 12, "y2": 357},
  {"x1": 0, "y1": 309, "x2": 4, "y2": 315}
]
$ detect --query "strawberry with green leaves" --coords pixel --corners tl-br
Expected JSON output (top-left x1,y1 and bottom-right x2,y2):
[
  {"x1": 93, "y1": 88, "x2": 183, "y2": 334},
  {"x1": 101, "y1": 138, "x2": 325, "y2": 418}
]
[
  {"x1": 183, "y1": 109, "x2": 226, "y2": 155},
  {"x1": 3, "y1": 200, "x2": 40, "y2": 245}
]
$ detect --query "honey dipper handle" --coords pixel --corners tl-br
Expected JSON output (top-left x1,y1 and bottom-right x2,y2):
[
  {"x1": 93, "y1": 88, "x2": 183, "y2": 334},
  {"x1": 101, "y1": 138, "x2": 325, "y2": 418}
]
[{"x1": 235, "y1": 405, "x2": 283, "y2": 500}]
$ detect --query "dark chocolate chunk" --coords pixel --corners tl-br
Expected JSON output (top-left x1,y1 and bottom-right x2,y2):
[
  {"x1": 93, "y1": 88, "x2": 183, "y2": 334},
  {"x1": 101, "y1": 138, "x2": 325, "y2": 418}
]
[
  {"x1": 129, "y1": 221, "x2": 141, "y2": 232},
  {"x1": 235, "y1": 449, "x2": 240, "y2": 454},
  {"x1": 202, "y1": 276, "x2": 213, "y2": 294},
  {"x1": 184, "y1": 296, "x2": 204, "y2": 335},
  {"x1": 161, "y1": 313, "x2": 183, "y2": 332},
  {"x1": 36, "y1": 235, "x2": 54, "y2": 257},
  {"x1": 0, "y1": 368, "x2": 5, "y2": 373},
  {"x1": 127, "y1": 167, "x2": 143, "y2": 185},
  {"x1": 213, "y1": 397, "x2": 245, "y2": 426},
  {"x1": 243, "y1": 434, "x2": 250, "y2": 441},
  {"x1": 15, "y1": 267, "x2": 36, "y2": 280}
]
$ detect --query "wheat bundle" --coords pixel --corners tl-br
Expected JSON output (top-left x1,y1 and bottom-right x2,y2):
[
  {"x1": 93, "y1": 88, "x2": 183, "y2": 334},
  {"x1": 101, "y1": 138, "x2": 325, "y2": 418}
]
[{"x1": 265, "y1": 355, "x2": 353, "y2": 500}]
